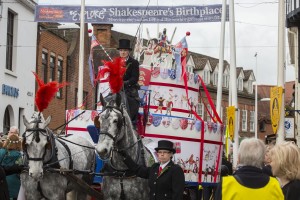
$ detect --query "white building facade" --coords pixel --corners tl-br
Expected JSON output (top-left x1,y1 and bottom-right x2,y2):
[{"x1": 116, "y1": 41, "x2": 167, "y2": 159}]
[{"x1": 0, "y1": 0, "x2": 37, "y2": 134}]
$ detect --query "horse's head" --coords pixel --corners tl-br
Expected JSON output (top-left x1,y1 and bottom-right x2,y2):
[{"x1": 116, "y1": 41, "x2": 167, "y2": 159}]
[
  {"x1": 22, "y1": 113, "x2": 51, "y2": 180},
  {"x1": 95, "y1": 93, "x2": 126, "y2": 159}
]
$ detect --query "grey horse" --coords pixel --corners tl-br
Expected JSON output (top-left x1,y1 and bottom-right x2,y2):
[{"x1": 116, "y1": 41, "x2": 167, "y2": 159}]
[
  {"x1": 95, "y1": 93, "x2": 152, "y2": 200},
  {"x1": 21, "y1": 113, "x2": 95, "y2": 200}
]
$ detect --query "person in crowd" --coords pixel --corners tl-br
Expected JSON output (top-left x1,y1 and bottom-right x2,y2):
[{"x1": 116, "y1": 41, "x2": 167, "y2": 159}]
[
  {"x1": 262, "y1": 142, "x2": 275, "y2": 176},
  {"x1": 0, "y1": 165, "x2": 23, "y2": 200},
  {"x1": 8, "y1": 126, "x2": 19, "y2": 137},
  {"x1": 120, "y1": 140, "x2": 185, "y2": 200},
  {"x1": 214, "y1": 138, "x2": 284, "y2": 200},
  {"x1": 269, "y1": 141, "x2": 300, "y2": 200},
  {"x1": 222, "y1": 151, "x2": 233, "y2": 175},
  {"x1": 117, "y1": 38, "x2": 140, "y2": 128},
  {"x1": 0, "y1": 134, "x2": 23, "y2": 200}
]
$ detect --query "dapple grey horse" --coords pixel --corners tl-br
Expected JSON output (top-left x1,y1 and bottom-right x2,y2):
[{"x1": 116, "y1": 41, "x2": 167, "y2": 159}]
[
  {"x1": 21, "y1": 112, "x2": 95, "y2": 200},
  {"x1": 95, "y1": 93, "x2": 152, "y2": 200}
]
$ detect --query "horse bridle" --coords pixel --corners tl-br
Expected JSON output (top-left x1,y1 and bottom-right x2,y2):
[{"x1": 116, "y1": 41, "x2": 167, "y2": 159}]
[
  {"x1": 98, "y1": 105, "x2": 125, "y2": 144},
  {"x1": 22, "y1": 119, "x2": 52, "y2": 163}
]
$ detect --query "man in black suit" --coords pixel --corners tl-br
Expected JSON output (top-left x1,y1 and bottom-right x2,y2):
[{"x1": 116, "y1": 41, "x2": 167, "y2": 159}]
[
  {"x1": 117, "y1": 39, "x2": 140, "y2": 128},
  {"x1": 120, "y1": 140, "x2": 185, "y2": 200}
]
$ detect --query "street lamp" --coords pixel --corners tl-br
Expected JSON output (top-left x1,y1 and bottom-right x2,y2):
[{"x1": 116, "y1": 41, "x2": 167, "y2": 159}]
[
  {"x1": 254, "y1": 52, "x2": 258, "y2": 138},
  {"x1": 253, "y1": 81, "x2": 258, "y2": 138}
]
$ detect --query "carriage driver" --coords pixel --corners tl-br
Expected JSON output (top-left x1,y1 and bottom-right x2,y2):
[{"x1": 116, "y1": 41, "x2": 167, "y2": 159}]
[
  {"x1": 117, "y1": 39, "x2": 140, "y2": 129},
  {"x1": 119, "y1": 140, "x2": 185, "y2": 200}
]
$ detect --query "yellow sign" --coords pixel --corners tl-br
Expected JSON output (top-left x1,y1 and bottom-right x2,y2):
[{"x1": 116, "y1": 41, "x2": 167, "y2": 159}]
[
  {"x1": 227, "y1": 106, "x2": 235, "y2": 141},
  {"x1": 270, "y1": 86, "x2": 283, "y2": 134}
]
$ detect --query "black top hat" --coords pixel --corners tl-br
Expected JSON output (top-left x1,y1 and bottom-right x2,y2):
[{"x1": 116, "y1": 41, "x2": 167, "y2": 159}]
[
  {"x1": 117, "y1": 39, "x2": 132, "y2": 50},
  {"x1": 155, "y1": 140, "x2": 176, "y2": 154}
]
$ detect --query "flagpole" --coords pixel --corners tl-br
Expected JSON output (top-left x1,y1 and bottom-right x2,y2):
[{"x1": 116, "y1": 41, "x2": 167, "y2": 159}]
[
  {"x1": 276, "y1": 0, "x2": 285, "y2": 143},
  {"x1": 77, "y1": 0, "x2": 85, "y2": 108},
  {"x1": 216, "y1": 0, "x2": 226, "y2": 118},
  {"x1": 229, "y1": 0, "x2": 239, "y2": 168}
]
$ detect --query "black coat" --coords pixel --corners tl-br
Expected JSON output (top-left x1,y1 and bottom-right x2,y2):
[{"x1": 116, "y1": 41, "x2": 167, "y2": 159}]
[
  {"x1": 122, "y1": 56, "x2": 140, "y2": 121},
  {"x1": 0, "y1": 165, "x2": 23, "y2": 200},
  {"x1": 124, "y1": 158, "x2": 185, "y2": 200},
  {"x1": 123, "y1": 56, "x2": 140, "y2": 89},
  {"x1": 282, "y1": 179, "x2": 300, "y2": 200}
]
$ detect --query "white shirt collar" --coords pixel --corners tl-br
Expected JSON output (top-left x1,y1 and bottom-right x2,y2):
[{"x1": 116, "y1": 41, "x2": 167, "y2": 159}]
[{"x1": 160, "y1": 160, "x2": 170, "y2": 169}]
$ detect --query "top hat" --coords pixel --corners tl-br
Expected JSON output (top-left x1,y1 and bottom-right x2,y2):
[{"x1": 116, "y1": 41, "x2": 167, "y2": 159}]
[
  {"x1": 155, "y1": 140, "x2": 176, "y2": 154},
  {"x1": 117, "y1": 39, "x2": 132, "y2": 50}
]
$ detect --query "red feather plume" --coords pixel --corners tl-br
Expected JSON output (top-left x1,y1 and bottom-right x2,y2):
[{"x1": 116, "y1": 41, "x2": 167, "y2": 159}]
[
  {"x1": 33, "y1": 72, "x2": 67, "y2": 112},
  {"x1": 98, "y1": 57, "x2": 126, "y2": 93}
]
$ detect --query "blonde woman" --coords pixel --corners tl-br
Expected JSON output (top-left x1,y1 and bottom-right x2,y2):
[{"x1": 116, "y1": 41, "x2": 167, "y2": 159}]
[{"x1": 270, "y1": 141, "x2": 300, "y2": 200}]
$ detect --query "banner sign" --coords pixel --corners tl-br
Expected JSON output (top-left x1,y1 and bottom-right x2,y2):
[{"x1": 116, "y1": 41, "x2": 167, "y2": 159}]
[
  {"x1": 227, "y1": 106, "x2": 235, "y2": 141},
  {"x1": 35, "y1": 4, "x2": 228, "y2": 23},
  {"x1": 270, "y1": 86, "x2": 283, "y2": 134},
  {"x1": 284, "y1": 117, "x2": 295, "y2": 139}
]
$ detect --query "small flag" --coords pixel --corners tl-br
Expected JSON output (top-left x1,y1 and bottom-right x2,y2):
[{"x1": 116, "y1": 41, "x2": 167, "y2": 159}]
[
  {"x1": 174, "y1": 36, "x2": 188, "y2": 81},
  {"x1": 88, "y1": 35, "x2": 100, "y2": 87}
]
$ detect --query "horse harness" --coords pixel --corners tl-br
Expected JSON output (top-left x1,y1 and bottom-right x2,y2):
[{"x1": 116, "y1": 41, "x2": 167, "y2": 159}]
[
  {"x1": 22, "y1": 118, "x2": 74, "y2": 199},
  {"x1": 99, "y1": 104, "x2": 147, "y2": 200}
]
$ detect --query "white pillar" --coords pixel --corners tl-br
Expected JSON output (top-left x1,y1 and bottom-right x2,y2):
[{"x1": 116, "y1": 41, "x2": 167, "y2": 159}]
[
  {"x1": 216, "y1": 0, "x2": 227, "y2": 116},
  {"x1": 276, "y1": 0, "x2": 285, "y2": 144},
  {"x1": 77, "y1": 0, "x2": 85, "y2": 108},
  {"x1": 229, "y1": 0, "x2": 239, "y2": 168}
]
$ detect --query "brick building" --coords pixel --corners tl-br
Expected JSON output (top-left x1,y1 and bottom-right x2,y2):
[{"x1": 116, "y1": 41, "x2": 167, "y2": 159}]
[{"x1": 36, "y1": 23, "x2": 96, "y2": 130}]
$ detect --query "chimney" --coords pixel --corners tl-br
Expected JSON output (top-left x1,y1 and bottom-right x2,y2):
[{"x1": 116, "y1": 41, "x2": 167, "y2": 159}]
[{"x1": 92, "y1": 24, "x2": 113, "y2": 48}]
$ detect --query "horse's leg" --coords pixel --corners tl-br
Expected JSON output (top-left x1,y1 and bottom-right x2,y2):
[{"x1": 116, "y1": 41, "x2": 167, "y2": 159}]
[
  {"x1": 20, "y1": 173, "x2": 42, "y2": 200},
  {"x1": 66, "y1": 191, "x2": 77, "y2": 200}
]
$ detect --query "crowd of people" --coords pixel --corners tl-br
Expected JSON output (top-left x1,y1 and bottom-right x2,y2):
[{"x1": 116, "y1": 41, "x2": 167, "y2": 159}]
[{"x1": 214, "y1": 138, "x2": 300, "y2": 200}]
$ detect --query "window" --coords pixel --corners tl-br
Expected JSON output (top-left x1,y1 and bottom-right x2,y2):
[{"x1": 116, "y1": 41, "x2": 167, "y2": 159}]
[
  {"x1": 203, "y1": 70, "x2": 210, "y2": 84},
  {"x1": 223, "y1": 74, "x2": 229, "y2": 88},
  {"x1": 213, "y1": 73, "x2": 218, "y2": 86},
  {"x1": 248, "y1": 81, "x2": 253, "y2": 94},
  {"x1": 259, "y1": 121, "x2": 266, "y2": 132},
  {"x1": 237, "y1": 78, "x2": 243, "y2": 91},
  {"x1": 187, "y1": 65, "x2": 193, "y2": 73},
  {"x1": 49, "y1": 56, "x2": 55, "y2": 82},
  {"x1": 197, "y1": 103, "x2": 204, "y2": 117},
  {"x1": 207, "y1": 105, "x2": 212, "y2": 122},
  {"x1": 3, "y1": 107, "x2": 10, "y2": 134},
  {"x1": 42, "y1": 52, "x2": 48, "y2": 83},
  {"x1": 250, "y1": 111, "x2": 255, "y2": 132},
  {"x1": 75, "y1": 89, "x2": 88, "y2": 108},
  {"x1": 242, "y1": 110, "x2": 247, "y2": 131},
  {"x1": 56, "y1": 59, "x2": 63, "y2": 98},
  {"x1": 6, "y1": 10, "x2": 14, "y2": 71}
]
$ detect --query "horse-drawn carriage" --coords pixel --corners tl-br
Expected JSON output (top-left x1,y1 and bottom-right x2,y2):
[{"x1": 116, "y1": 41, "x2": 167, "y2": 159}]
[
  {"x1": 20, "y1": 33, "x2": 224, "y2": 200},
  {"x1": 64, "y1": 36, "x2": 225, "y2": 199}
]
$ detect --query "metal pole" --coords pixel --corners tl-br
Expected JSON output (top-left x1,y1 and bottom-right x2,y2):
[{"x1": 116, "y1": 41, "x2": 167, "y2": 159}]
[
  {"x1": 216, "y1": 0, "x2": 227, "y2": 117},
  {"x1": 276, "y1": 0, "x2": 285, "y2": 143},
  {"x1": 229, "y1": 0, "x2": 239, "y2": 168},
  {"x1": 255, "y1": 83, "x2": 258, "y2": 138},
  {"x1": 77, "y1": 0, "x2": 85, "y2": 108},
  {"x1": 255, "y1": 53, "x2": 258, "y2": 138}
]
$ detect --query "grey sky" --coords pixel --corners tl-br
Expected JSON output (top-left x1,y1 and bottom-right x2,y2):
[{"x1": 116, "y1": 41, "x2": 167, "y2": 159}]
[{"x1": 38, "y1": 0, "x2": 294, "y2": 85}]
